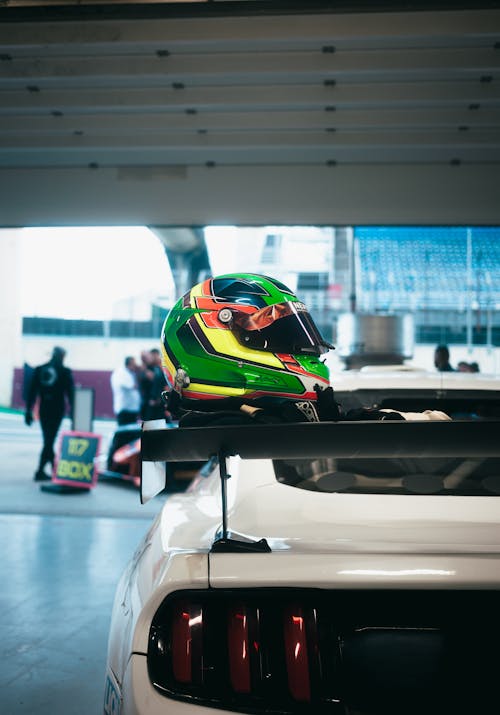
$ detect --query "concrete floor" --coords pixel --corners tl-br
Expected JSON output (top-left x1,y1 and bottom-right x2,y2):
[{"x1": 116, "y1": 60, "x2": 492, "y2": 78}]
[{"x1": 0, "y1": 412, "x2": 166, "y2": 715}]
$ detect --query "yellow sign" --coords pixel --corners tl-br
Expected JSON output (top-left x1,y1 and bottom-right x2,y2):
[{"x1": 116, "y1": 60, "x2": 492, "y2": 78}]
[{"x1": 53, "y1": 431, "x2": 101, "y2": 489}]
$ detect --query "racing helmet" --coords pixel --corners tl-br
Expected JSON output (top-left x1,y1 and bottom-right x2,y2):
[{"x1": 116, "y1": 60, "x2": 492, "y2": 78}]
[{"x1": 161, "y1": 273, "x2": 332, "y2": 402}]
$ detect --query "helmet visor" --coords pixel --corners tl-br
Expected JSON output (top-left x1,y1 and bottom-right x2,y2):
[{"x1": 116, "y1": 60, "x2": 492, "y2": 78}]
[{"x1": 232, "y1": 301, "x2": 332, "y2": 356}]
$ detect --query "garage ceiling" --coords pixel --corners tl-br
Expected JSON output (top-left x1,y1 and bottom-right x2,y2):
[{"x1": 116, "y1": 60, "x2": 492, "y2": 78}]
[{"x1": 0, "y1": 1, "x2": 499, "y2": 225}]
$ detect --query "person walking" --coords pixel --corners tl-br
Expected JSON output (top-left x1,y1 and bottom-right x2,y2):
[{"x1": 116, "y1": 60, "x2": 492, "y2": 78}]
[
  {"x1": 24, "y1": 346, "x2": 74, "y2": 481},
  {"x1": 110, "y1": 356, "x2": 141, "y2": 426}
]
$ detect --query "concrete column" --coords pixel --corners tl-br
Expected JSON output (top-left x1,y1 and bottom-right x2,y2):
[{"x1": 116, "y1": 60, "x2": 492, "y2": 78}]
[
  {"x1": 0, "y1": 230, "x2": 23, "y2": 407},
  {"x1": 149, "y1": 226, "x2": 211, "y2": 300}
]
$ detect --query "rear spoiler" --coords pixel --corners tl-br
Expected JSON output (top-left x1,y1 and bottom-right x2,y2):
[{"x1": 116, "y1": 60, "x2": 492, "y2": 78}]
[
  {"x1": 141, "y1": 419, "x2": 500, "y2": 553},
  {"x1": 141, "y1": 419, "x2": 500, "y2": 500}
]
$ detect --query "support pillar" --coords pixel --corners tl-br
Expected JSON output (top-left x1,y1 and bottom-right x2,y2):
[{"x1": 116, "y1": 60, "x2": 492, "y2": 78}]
[
  {"x1": 0, "y1": 230, "x2": 23, "y2": 407},
  {"x1": 148, "y1": 226, "x2": 211, "y2": 300}
]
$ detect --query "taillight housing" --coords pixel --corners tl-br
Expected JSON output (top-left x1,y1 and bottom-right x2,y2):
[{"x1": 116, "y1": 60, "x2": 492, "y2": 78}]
[
  {"x1": 148, "y1": 588, "x2": 500, "y2": 714},
  {"x1": 149, "y1": 589, "x2": 329, "y2": 713}
]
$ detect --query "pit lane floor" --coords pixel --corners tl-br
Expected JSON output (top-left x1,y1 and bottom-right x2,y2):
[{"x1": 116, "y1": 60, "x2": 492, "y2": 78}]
[{"x1": 0, "y1": 412, "x2": 167, "y2": 715}]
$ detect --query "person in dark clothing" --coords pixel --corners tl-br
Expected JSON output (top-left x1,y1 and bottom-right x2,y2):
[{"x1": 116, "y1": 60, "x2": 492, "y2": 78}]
[
  {"x1": 457, "y1": 360, "x2": 480, "y2": 373},
  {"x1": 142, "y1": 348, "x2": 170, "y2": 421},
  {"x1": 24, "y1": 346, "x2": 74, "y2": 481},
  {"x1": 434, "y1": 344, "x2": 454, "y2": 372}
]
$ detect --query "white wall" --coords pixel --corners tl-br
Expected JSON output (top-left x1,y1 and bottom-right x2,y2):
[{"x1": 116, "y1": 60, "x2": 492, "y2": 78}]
[
  {"x1": 20, "y1": 334, "x2": 500, "y2": 382},
  {"x1": 326, "y1": 344, "x2": 500, "y2": 378},
  {"x1": 18, "y1": 335, "x2": 159, "y2": 375},
  {"x1": 1, "y1": 333, "x2": 496, "y2": 409}
]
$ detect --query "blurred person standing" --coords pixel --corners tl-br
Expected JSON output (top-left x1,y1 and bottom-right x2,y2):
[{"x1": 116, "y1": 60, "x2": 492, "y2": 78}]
[
  {"x1": 434, "y1": 344, "x2": 455, "y2": 372},
  {"x1": 110, "y1": 356, "x2": 141, "y2": 426},
  {"x1": 24, "y1": 346, "x2": 74, "y2": 481},
  {"x1": 139, "y1": 349, "x2": 155, "y2": 419},
  {"x1": 457, "y1": 360, "x2": 480, "y2": 373},
  {"x1": 143, "y1": 347, "x2": 169, "y2": 421},
  {"x1": 138, "y1": 348, "x2": 169, "y2": 421}
]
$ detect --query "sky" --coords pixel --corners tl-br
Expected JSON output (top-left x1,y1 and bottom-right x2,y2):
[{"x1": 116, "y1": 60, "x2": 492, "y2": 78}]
[
  {"x1": 16, "y1": 225, "x2": 268, "y2": 321},
  {"x1": 19, "y1": 226, "x2": 173, "y2": 320}
]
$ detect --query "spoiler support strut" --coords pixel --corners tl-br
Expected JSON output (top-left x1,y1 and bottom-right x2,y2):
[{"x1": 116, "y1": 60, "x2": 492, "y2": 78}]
[{"x1": 210, "y1": 449, "x2": 271, "y2": 554}]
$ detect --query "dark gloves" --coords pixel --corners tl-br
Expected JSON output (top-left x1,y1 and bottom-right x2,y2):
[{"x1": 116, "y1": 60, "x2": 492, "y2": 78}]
[
  {"x1": 314, "y1": 385, "x2": 342, "y2": 421},
  {"x1": 24, "y1": 411, "x2": 33, "y2": 426}
]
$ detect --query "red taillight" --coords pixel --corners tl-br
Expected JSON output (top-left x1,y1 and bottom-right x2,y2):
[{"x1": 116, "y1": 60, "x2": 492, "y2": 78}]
[
  {"x1": 228, "y1": 604, "x2": 251, "y2": 693},
  {"x1": 171, "y1": 602, "x2": 203, "y2": 684},
  {"x1": 150, "y1": 589, "x2": 494, "y2": 714},
  {"x1": 283, "y1": 604, "x2": 311, "y2": 702}
]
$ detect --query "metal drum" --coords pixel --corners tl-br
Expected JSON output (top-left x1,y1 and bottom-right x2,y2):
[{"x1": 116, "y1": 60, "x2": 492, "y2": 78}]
[{"x1": 336, "y1": 313, "x2": 414, "y2": 368}]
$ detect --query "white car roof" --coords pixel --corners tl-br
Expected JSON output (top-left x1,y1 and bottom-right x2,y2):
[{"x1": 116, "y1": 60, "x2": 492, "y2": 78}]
[{"x1": 332, "y1": 367, "x2": 500, "y2": 392}]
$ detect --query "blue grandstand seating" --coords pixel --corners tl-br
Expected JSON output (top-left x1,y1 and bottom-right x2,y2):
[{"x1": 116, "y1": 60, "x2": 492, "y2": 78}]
[{"x1": 354, "y1": 227, "x2": 500, "y2": 311}]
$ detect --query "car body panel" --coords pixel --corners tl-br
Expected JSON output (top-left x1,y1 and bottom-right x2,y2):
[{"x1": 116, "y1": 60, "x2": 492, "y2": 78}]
[
  {"x1": 121, "y1": 655, "x2": 239, "y2": 715},
  {"x1": 208, "y1": 552, "x2": 500, "y2": 590},
  {"x1": 106, "y1": 519, "x2": 209, "y2": 688},
  {"x1": 216, "y1": 458, "x2": 500, "y2": 555}
]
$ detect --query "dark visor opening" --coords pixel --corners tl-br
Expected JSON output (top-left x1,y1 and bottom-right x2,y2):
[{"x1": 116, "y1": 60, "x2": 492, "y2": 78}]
[{"x1": 232, "y1": 302, "x2": 330, "y2": 356}]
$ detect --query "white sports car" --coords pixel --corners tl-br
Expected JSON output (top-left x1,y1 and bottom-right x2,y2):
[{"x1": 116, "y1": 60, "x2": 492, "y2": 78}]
[{"x1": 104, "y1": 374, "x2": 500, "y2": 715}]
